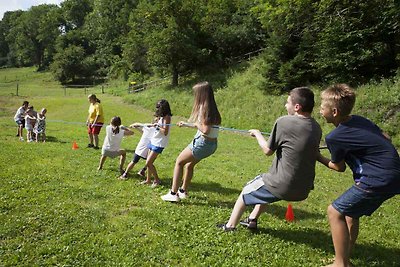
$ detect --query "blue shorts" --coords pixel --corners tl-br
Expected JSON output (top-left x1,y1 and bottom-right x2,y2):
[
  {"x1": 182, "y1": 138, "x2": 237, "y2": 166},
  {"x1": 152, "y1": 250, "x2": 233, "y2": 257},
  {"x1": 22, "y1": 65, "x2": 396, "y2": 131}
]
[
  {"x1": 187, "y1": 135, "x2": 217, "y2": 160},
  {"x1": 147, "y1": 144, "x2": 164, "y2": 154},
  {"x1": 241, "y1": 175, "x2": 281, "y2": 205},
  {"x1": 332, "y1": 185, "x2": 395, "y2": 219}
]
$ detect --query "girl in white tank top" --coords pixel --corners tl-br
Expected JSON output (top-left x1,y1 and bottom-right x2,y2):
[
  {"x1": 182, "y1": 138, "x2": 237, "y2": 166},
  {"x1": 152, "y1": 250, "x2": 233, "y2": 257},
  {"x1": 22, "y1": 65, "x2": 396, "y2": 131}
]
[
  {"x1": 162, "y1": 81, "x2": 221, "y2": 202},
  {"x1": 142, "y1": 99, "x2": 172, "y2": 188}
]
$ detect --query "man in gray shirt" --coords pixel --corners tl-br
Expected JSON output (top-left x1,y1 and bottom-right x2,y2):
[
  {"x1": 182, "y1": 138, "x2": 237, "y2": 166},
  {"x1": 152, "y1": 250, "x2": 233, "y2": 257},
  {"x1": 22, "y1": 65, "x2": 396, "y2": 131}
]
[{"x1": 218, "y1": 87, "x2": 322, "y2": 231}]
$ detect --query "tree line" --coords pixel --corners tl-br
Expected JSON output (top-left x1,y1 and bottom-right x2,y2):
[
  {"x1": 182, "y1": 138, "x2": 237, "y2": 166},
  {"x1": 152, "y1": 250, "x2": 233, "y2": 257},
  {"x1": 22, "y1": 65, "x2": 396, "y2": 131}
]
[{"x1": 0, "y1": 0, "x2": 399, "y2": 90}]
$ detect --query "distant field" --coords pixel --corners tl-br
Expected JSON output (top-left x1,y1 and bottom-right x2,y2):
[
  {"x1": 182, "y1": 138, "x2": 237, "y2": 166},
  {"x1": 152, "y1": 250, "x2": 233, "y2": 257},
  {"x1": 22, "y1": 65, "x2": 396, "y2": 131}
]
[{"x1": 0, "y1": 68, "x2": 399, "y2": 266}]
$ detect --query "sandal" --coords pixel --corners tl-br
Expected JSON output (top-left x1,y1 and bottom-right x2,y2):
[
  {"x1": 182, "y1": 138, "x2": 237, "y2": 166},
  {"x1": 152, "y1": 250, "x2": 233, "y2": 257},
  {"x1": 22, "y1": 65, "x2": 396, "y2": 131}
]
[{"x1": 216, "y1": 223, "x2": 236, "y2": 232}]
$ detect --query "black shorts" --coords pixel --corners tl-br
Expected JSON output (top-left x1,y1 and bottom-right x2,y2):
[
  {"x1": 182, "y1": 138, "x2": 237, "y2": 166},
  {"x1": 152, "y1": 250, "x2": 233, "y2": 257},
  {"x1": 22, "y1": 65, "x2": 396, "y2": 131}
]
[{"x1": 132, "y1": 153, "x2": 146, "y2": 163}]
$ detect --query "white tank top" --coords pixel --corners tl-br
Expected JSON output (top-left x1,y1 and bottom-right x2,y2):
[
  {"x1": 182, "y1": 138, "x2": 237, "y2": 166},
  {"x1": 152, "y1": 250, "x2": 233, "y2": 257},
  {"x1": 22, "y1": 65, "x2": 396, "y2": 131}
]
[
  {"x1": 151, "y1": 117, "x2": 170, "y2": 148},
  {"x1": 102, "y1": 125, "x2": 124, "y2": 151}
]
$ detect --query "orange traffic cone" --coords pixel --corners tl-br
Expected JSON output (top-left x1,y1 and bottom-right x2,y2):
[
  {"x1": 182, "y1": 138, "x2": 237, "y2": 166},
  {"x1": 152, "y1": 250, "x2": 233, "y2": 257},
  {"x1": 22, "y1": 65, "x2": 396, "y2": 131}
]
[
  {"x1": 72, "y1": 141, "x2": 79, "y2": 150},
  {"x1": 285, "y1": 203, "x2": 295, "y2": 222}
]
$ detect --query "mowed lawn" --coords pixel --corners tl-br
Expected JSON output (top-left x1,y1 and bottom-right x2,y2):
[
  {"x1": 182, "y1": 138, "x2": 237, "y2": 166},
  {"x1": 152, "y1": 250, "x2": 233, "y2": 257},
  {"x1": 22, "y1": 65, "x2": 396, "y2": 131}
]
[{"x1": 0, "y1": 93, "x2": 399, "y2": 266}]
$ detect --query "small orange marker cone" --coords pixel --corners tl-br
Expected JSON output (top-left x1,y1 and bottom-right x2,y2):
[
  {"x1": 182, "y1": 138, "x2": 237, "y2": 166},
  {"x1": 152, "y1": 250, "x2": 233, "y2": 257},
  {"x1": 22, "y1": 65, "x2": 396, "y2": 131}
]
[
  {"x1": 285, "y1": 203, "x2": 295, "y2": 222},
  {"x1": 72, "y1": 141, "x2": 79, "y2": 150}
]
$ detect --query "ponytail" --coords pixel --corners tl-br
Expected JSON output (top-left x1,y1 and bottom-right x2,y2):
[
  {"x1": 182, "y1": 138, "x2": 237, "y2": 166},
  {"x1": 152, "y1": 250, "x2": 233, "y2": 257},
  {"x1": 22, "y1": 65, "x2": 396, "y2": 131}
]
[{"x1": 110, "y1": 116, "x2": 122, "y2": 134}]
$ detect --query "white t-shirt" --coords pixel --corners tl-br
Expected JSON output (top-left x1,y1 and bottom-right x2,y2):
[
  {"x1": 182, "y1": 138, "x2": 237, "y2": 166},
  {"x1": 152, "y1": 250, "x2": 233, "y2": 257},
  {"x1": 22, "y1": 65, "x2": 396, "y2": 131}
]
[
  {"x1": 151, "y1": 117, "x2": 170, "y2": 148},
  {"x1": 14, "y1": 107, "x2": 26, "y2": 121},
  {"x1": 102, "y1": 125, "x2": 125, "y2": 151},
  {"x1": 135, "y1": 126, "x2": 155, "y2": 158}
]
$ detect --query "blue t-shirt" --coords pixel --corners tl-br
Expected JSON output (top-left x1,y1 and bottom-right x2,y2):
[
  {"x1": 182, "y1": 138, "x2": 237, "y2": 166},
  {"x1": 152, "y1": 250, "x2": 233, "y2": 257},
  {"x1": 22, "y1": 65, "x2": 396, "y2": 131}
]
[{"x1": 326, "y1": 115, "x2": 400, "y2": 194}]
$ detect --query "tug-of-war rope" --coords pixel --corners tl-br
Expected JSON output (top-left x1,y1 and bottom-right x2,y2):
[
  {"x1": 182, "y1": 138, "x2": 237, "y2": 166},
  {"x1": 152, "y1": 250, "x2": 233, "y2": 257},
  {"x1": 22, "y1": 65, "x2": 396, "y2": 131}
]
[{"x1": 46, "y1": 119, "x2": 328, "y2": 149}]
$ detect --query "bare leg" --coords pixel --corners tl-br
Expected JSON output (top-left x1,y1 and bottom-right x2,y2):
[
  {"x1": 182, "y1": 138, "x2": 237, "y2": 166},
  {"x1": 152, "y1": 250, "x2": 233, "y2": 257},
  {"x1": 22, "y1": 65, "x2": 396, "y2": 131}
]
[
  {"x1": 42, "y1": 133, "x2": 46, "y2": 142},
  {"x1": 94, "y1": 134, "x2": 99, "y2": 147},
  {"x1": 346, "y1": 216, "x2": 359, "y2": 258},
  {"x1": 181, "y1": 160, "x2": 199, "y2": 192},
  {"x1": 88, "y1": 133, "x2": 93, "y2": 145},
  {"x1": 145, "y1": 151, "x2": 159, "y2": 184},
  {"x1": 324, "y1": 204, "x2": 352, "y2": 267},
  {"x1": 119, "y1": 150, "x2": 126, "y2": 173},
  {"x1": 98, "y1": 155, "x2": 107, "y2": 170},
  {"x1": 225, "y1": 194, "x2": 247, "y2": 228},
  {"x1": 123, "y1": 161, "x2": 136, "y2": 176},
  {"x1": 18, "y1": 125, "x2": 23, "y2": 137},
  {"x1": 171, "y1": 147, "x2": 199, "y2": 193},
  {"x1": 248, "y1": 204, "x2": 268, "y2": 220}
]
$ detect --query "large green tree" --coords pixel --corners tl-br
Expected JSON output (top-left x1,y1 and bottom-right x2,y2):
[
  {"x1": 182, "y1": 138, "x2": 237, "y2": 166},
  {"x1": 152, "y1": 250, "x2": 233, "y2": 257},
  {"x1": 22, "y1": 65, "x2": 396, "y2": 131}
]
[
  {"x1": 85, "y1": 0, "x2": 138, "y2": 78},
  {"x1": 6, "y1": 5, "x2": 62, "y2": 70},
  {"x1": 126, "y1": 0, "x2": 202, "y2": 86}
]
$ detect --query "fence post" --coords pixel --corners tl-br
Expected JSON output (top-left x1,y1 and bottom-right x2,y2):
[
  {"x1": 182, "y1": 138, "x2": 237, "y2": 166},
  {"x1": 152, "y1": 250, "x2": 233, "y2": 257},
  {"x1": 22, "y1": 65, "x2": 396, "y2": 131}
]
[
  {"x1": 64, "y1": 85, "x2": 66, "y2": 96},
  {"x1": 101, "y1": 85, "x2": 104, "y2": 94},
  {"x1": 16, "y1": 82, "x2": 19, "y2": 96}
]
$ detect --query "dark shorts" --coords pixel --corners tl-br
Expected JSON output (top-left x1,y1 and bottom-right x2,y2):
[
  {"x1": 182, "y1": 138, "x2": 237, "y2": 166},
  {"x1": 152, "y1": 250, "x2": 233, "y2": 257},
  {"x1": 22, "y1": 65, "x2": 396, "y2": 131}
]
[
  {"x1": 16, "y1": 119, "x2": 25, "y2": 127},
  {"x1": 132, "y1": 153, "x2": 146, "y2": 163},
  {"x1": 88, "y1": 123, "x2": 103, "y2": 135},
  {"x1": 147, "y1": 144, "x2": 164, "y2": 154},
  {"x1": 241, "y1": 175, "x2": 281, "y2": 205},
  {"x1": 332, "y1": 185, "x2": 395, "y2": 219}
]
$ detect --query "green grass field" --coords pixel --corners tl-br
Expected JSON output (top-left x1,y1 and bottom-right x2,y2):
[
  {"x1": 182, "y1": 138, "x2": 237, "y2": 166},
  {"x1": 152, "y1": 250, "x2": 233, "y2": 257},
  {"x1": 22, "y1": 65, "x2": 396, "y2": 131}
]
[{"x1": 0, "y1": 68, "x2": 399, "y2": 266}]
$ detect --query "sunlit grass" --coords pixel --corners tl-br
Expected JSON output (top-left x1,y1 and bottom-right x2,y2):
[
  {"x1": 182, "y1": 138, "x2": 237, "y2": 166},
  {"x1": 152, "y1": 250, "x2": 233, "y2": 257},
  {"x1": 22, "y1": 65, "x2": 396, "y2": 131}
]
[{"x1": 0, "y1": 67, "x2": 399, "y2": 266}]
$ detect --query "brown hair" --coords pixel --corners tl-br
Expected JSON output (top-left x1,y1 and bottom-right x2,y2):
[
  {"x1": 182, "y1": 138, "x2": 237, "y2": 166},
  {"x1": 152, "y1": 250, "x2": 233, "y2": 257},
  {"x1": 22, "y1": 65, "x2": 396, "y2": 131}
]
[
  {"x1": 189, "y1": 81, "x2": 221, "y2": 125},
  {"x1": 88, "y1": 94, "x2": 101, "y2": 103},
  {"x1": 289, "y1": 87, "x2": 315, "y2": 113},
  {"x1": 154, "y1": 99, "x2": 172, "y2": 118},
  {"x1": 111, "y1": 116, "x2": 121, "y2": 134},
  {"x1": 321, "y1": 84, "x2": 355, "y2": 116}
]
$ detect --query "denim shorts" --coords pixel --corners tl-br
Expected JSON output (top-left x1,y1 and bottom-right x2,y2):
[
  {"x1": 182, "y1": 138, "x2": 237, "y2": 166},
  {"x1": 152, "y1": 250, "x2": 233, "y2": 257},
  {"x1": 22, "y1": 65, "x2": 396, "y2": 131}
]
[
  {"x1": 332, "y1": 185, "x2": 395, "y2": 219},
  {"x1": 148, "y1": 144, "x2": 164, "y2": 154},
  {"x1": 241, "y1": 175, "x2": 281, "y2": 206},
  {"x1": 187, "y1": 135, "x2": 217, "y2": 160}
]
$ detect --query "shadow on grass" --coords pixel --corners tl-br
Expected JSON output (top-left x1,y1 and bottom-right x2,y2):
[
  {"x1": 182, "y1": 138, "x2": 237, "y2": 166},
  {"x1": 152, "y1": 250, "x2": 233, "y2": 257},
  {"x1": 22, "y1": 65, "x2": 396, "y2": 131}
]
[
  {"x1": 45, "y1": 135, "x2": 67, "y2": 143},
  {"x1": 258, "y1": 227, "x2": 400, "y2": 266},
  {"x1": 266, "y1": 204, "x2": 325, "y2": 221}
]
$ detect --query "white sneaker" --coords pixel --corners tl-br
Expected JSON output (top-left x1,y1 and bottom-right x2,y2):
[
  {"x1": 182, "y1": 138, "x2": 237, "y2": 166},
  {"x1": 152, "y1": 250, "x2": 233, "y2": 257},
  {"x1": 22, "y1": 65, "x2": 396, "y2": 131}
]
[
  {"x1": 178, "y1": 190, "x2": 188, "y2": 199},
  {"x1": 19, "y1": 137, "x2": 24, "y2": 141},
  {"x1": 161, "y1": 191, "x2": 180, "y2": 202}
]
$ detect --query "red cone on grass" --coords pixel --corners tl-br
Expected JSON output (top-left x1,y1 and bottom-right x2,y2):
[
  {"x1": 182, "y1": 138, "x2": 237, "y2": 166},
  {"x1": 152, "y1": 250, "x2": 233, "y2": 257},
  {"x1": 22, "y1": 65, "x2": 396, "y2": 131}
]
[
  {"x1": 285, "y1": 203, "x2": 295, "y2": 222},
  {"x1": 72, "y1": 141, "x2": 79, "y2": 150}
]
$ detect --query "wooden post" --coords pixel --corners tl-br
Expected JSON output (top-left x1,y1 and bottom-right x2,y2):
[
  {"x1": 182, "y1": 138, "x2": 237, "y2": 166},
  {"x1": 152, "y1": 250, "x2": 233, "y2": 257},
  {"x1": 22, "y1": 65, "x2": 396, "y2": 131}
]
[
  {"x1": 64, "y1": 85, "x2": 66, "y2": 96},
  {"x1": 101, "y1": 85, "x2": 104, "y2": 94},
  {"x1": 16, "y1": 82, "x2": 19, "y2": 96}
]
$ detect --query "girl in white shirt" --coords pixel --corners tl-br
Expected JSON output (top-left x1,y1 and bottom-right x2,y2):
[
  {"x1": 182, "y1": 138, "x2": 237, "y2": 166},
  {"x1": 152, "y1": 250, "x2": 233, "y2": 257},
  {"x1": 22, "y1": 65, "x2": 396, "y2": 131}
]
[
  {"x1": 98, "y1": 117, "x2": 133, "y2": 174},
  {"x1": 162, "y1": 81, "x2": 221, "y2": 202},
  {"x1": 142, "y1": 99, "x2": 172, "y2": 188}
]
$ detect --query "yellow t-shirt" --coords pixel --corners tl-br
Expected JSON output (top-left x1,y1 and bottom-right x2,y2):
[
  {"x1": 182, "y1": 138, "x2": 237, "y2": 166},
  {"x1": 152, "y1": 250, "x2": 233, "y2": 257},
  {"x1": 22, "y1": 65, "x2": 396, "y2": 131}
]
[{"x1": 88, "y1": 102, "x2": 104, "y2": 123}]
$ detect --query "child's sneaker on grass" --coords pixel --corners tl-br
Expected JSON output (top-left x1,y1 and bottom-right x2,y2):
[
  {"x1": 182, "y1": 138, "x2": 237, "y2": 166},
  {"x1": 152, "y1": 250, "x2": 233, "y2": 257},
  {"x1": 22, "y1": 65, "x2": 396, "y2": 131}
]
[
  {"x1": 151, "y1": 180, "x2": 161, "y2": 188},
  {"x1": 161, "y1": 191, "x2": 179, "y2": 202},
  {"x1": 178, "y1": 188, "x2": 188, "y2": 199},
  {"x1": 137, "y1": 169, "x2": 146, "y2": 177},
  {"x1": 239, "y1": 217, "x2": 258, "y2": 230},
  {"x1": 19, "y1": 137, "x2": 24, "y2": 141},
  {"x1": 119, "y1": 173, "x2": 128, "y2": 180}
]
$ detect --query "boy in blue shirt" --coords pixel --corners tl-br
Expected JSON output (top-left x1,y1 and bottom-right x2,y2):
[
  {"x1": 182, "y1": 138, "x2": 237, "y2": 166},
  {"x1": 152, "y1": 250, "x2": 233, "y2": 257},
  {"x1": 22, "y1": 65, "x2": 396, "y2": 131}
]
[{"x1": 318, "y1": 83, "x2": 400, "y2": 267}]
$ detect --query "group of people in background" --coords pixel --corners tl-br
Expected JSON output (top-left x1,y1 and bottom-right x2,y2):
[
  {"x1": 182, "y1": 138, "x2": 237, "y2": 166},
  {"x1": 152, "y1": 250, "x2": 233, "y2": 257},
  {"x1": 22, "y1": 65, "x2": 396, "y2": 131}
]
[
  {"x1": 15, "y1": 82, "x2": 399, "y2": 267},
  {"x1": 14, "y1": 100, "x2": 47, "y2": 143}
]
